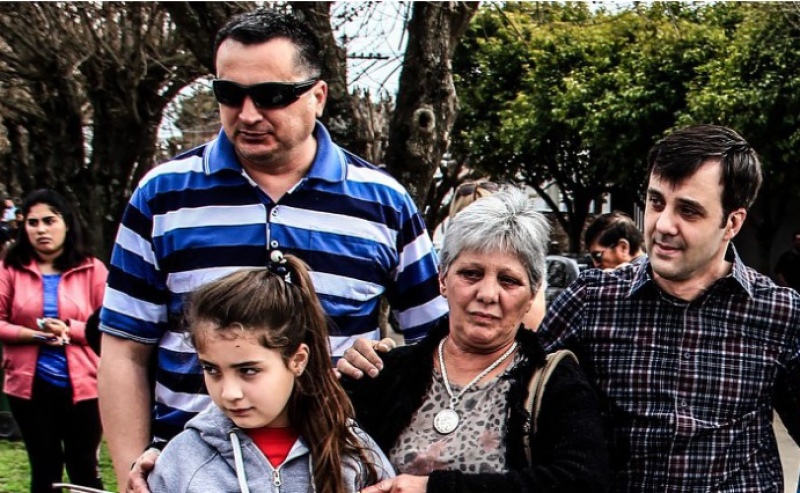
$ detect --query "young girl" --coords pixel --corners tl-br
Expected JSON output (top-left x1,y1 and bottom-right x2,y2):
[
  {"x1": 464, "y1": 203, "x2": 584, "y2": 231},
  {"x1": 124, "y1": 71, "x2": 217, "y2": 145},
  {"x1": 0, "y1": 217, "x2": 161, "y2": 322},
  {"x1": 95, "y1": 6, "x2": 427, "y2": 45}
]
[{"x1": 147, "y1": 252, "x2": 394, "y2": 493}]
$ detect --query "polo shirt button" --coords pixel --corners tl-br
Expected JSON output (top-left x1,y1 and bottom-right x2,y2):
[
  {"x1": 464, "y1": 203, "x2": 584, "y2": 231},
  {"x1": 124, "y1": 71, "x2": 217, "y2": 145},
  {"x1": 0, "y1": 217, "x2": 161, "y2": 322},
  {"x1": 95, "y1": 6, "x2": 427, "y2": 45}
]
[
  {"x1": 271, "y1": 208, "x2": 278, "y2": 217},
  {"x1": 270, "y1": 240, "x2": 279, "y2": 248},
  {"x1": 682, "y1": 352, "x2": 691, "y2": 360},
  {"x1": 680, "y1": 400, "x2": 688, "y2": 407}
]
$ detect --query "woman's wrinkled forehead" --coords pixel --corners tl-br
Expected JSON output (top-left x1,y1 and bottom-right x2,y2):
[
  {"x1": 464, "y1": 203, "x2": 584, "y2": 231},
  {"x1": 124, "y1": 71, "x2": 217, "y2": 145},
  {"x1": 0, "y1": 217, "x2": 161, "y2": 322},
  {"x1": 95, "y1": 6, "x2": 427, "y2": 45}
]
[{"x1": 444, "y1": 245, "x2": 530, "y2": 274}]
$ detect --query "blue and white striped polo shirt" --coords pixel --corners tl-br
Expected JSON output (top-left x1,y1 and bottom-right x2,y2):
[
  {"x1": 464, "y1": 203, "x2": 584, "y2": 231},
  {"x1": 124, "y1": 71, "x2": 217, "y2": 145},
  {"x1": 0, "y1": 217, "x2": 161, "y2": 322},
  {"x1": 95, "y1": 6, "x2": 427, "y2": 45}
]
[{"x1": 100, "y1": 122, "x2": 447, "y2": 440}]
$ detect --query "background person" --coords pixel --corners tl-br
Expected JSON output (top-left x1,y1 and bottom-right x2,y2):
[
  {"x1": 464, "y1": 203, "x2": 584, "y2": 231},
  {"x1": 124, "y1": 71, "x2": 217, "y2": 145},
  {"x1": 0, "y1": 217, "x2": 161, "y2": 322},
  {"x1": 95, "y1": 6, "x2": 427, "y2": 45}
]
[
  {"x1": 583, "y1": 211, "x2": 645, "y2": 270},
  {"x1": 99, "y1": 8, "x2": 445, "y2": 489},
  {"x1": 0, "y1": 222, "x2": 11, "y2": 260},
  {"x1": 11, "y1": 207, "x2": 23, "y2": 238},
  {"x1": 431, "y1": 179, "x2": 499, "y2": 252},
  {"x1": 774, "y1": 228, "x2": 800, "y2": 292},
  {"x1": 148, "y1": 257, "x2": 393, "y2": 492},
  {"x1": 2, "y1": 197, "x2": 17, "y2": 223},
  {"x1": 0, "y1": 198, "x2": 15, "y2": 259},
  {"x1": 341, "y1": 189, "x2": 609, "y2": 493},
  {"x1": 0, "y1": 189, "x2": 107, "y2": 493}
]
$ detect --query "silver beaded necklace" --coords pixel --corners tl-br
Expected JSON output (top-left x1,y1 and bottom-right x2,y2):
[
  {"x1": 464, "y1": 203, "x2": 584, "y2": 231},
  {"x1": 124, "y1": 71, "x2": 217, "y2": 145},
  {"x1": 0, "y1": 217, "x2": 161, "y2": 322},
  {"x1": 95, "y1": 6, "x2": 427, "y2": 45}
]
[{"x1": 433, "y1": 336, "x2": 518, "y2": 435}]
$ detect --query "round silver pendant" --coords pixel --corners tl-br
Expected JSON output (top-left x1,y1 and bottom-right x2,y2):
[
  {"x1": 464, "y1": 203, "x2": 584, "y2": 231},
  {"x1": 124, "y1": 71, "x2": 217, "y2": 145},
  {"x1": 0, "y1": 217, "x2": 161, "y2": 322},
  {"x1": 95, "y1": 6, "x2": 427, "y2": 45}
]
[{"x1": 433, "y1": 408, "x2": 460, "y2": 434}]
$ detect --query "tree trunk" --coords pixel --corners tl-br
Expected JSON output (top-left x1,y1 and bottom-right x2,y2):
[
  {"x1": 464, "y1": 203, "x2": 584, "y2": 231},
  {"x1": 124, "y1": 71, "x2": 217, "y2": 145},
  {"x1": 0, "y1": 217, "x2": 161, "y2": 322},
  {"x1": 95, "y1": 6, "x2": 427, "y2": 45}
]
[
  {"x1": 77, "y1": 91, "x2": 165, "y2": 260},
  {"x1": 291, "y1": 2, "x2": 394, "y2": 163},
  {"x1": 0, "y1": 3, "x2": 208, "y2": 260},
  {"x1": 161, "y1": 2, "x2": 254, "y2": 73},
  {"x1": 384, "y1": 1, "x2": 480, "y2": 206},
  {"x1": 2, "y1": 65, "x2": 89, "y2": 246},
  {"x1": 567, "y1": 194, "x2": 593, "y2": 253}
]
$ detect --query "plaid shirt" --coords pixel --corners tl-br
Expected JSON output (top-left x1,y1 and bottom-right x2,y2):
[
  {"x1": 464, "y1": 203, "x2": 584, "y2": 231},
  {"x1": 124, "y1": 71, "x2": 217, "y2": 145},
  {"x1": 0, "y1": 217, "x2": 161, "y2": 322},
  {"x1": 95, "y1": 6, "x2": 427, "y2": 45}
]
[{"x1": 538, "y1": 246, "x2": 800, "y2": 492}]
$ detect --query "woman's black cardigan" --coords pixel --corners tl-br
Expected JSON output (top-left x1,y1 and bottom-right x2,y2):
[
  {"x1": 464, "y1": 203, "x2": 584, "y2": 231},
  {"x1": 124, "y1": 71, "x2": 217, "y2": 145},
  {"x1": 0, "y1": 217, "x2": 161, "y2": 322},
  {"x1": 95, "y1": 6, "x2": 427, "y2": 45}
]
[{"x1": 342, "y1": 318, "x2": 610, "y2": 493}]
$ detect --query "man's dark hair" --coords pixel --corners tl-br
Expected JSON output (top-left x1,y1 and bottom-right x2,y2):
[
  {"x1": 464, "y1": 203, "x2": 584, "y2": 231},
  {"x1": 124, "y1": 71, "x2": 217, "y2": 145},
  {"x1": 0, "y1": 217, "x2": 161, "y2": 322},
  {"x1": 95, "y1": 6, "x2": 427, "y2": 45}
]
[
  {"x1": 647, "y1": 124, "x2": 762, "y2": 225},
  {"x1": 213, "y1": 8, "x2": 323, "y2": 77},
  {"x1": 584, "y1": 211, "x2": 644, "y2": 253},
  {"x1": 4, "y1": 189, "x2": 91, "y2": 271}
]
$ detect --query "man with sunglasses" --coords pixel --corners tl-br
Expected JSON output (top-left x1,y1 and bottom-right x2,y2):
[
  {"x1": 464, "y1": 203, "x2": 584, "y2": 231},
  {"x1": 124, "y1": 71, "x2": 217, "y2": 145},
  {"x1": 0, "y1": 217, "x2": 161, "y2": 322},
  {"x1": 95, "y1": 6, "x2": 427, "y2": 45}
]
[
  {"x1": 584, "y1": 211, "x2": 646, "y2": 270},
  {"x1": 97, "y1": 8, "x2": 446, "y2": 489}
]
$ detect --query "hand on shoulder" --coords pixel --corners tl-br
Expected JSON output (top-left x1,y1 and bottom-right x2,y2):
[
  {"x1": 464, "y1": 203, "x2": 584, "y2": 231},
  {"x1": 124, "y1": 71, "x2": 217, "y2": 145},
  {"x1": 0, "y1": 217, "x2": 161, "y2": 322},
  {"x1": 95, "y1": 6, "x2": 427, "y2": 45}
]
[{"x1": 337, "y1": 337, "x2": 396, "y2": 379}]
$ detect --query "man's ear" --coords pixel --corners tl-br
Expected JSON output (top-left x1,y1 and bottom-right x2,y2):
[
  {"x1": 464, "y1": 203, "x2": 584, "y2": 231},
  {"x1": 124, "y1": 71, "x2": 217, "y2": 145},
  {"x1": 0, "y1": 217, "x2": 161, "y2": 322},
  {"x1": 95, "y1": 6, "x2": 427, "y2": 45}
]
[
  {"x1": 289, "y1": 343, "x2": 309, "y2": 377},
  {"x1": 725, "y1": 209, "x2": 747, "y2": 240},
  {"x1": 616, "y1": 239, "x2": 631, "y2": 256},
  {"x1": 313, "y1": 81, "x2": 328, "y2": 118}
]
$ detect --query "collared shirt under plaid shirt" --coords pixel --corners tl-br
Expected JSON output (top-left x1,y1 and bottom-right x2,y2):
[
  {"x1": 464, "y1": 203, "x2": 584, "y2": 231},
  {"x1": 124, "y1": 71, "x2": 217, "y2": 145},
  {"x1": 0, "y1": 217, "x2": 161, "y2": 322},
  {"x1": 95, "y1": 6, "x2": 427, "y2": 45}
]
[{"x1": 538, "y1": 246, "x2": 800, "y2": 492}]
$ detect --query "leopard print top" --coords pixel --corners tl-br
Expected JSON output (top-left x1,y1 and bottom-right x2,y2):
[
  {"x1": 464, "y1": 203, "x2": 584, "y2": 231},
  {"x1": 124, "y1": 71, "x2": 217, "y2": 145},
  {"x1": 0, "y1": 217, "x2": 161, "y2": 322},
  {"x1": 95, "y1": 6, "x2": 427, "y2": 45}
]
[{"x1": 388, "y1": 354, "x2": 522, "y2": 475}]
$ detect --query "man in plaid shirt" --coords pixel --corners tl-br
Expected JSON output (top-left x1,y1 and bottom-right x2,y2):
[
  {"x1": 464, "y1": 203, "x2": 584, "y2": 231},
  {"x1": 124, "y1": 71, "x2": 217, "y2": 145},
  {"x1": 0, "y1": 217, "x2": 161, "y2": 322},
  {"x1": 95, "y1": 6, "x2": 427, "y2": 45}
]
[{"x1": 538, "y1": 124, "x2": 800, "y2": 492}]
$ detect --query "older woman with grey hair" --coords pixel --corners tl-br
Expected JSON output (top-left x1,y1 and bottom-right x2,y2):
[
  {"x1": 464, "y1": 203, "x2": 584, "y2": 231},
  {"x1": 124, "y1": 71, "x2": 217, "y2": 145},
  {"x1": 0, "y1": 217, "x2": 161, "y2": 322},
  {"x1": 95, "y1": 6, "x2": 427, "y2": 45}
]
[{"x1": 340, "y1": 188, "x2": 608, "y2": 493}]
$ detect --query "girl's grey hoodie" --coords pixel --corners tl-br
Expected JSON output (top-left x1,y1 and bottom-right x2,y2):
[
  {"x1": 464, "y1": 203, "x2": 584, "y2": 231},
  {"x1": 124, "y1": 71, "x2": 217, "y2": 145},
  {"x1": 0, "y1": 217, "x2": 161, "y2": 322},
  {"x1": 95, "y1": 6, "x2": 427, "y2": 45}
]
[{"x1": 148, "y1": 406, "x2": 395, "y2": 492}]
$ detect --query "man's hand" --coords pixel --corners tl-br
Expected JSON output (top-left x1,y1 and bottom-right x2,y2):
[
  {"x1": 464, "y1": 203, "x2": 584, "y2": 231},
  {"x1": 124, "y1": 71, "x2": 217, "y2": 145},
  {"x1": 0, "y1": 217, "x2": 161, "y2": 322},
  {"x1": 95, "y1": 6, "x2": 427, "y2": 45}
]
[
  {"x1": 127, "y1": 448, "x2": 160, "y2": 493},
  {"x1": 336, "y1": 337, "x2": 396, "y2": 379},
  {"x1": 360, "y1": 474, "x2": 428, "y2": 493}
]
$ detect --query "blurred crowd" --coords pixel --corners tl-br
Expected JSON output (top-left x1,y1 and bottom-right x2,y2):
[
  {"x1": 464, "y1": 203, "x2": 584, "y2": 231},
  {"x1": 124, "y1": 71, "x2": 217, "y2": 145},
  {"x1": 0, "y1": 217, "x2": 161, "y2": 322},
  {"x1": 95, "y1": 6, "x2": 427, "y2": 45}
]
[{"x1": 0, "y1": 197, "x2": 21, "y2": 258}]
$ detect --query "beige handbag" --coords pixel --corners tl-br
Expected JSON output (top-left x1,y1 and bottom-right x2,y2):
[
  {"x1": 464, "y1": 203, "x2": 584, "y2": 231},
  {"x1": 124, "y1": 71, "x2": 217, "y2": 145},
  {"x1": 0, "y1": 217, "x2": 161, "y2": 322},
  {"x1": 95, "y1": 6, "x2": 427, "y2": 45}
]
[{"x1": 523, "y1": 349, "x2": 579, "y2": 465}]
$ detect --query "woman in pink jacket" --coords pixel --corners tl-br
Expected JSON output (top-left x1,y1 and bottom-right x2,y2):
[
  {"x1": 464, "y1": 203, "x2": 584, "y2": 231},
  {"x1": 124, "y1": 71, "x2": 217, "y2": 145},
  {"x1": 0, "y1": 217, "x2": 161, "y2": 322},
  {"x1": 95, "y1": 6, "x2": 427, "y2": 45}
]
[{"x1": 0, "y1": 189, "x2": 107, "y2": 493}]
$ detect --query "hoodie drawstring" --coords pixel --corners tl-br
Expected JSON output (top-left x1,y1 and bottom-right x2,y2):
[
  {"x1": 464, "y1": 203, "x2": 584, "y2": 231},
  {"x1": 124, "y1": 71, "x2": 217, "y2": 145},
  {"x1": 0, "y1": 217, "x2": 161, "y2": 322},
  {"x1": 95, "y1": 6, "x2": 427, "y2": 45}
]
[{"x1": 229, "y1": 431, "x2": 252, "y2": 493}]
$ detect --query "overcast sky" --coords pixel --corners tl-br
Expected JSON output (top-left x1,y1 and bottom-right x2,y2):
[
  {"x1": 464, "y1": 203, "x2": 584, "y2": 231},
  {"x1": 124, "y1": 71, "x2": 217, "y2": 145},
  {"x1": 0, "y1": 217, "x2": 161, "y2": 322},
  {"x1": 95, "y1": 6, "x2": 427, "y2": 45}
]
[{"x1": 334, "y1": 2, "x2": 409, "y2": 98}]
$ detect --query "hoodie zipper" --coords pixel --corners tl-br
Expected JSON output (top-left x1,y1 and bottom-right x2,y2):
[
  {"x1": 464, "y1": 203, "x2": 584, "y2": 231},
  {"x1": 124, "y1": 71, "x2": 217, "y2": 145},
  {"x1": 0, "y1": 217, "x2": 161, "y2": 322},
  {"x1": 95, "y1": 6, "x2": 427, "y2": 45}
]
[
  {"x1": 270, "y1": 454, "x2": 315, "y2": 492},
  {"x1": 272, "y1": 468, "x2": 282, "y2": 489}
]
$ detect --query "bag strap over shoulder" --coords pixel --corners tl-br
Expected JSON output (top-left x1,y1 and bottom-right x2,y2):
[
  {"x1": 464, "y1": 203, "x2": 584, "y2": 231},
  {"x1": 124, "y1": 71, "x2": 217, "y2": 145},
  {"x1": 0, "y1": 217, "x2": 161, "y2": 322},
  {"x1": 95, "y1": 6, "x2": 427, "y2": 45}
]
[{"x1": 523, "y1": 349, "x2": 578, "y2": 466}]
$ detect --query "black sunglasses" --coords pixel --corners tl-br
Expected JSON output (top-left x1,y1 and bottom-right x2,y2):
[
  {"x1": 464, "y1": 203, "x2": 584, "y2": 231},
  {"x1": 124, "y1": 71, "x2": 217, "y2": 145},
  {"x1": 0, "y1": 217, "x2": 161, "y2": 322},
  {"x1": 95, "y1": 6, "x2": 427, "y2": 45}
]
[
  {"x1": 589, "y1": 242, "x2": 618, "y2": 265},
  {"x1": 456, "y1": 181, "x2": 500, "y2": 197},
  {"x1": 589, "y1": 249, "x2": 606, "y2": 264},
  {"x1": 212, "y1": 79, "x2": 318, "y2": 109}
]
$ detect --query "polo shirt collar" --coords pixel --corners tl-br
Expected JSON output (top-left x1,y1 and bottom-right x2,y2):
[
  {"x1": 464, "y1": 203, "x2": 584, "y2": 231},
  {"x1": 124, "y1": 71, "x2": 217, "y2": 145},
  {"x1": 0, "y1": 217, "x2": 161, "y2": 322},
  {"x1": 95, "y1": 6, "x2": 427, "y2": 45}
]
[
  {"x1": 202, "y1": 121, "x2": 347, "y2": 183},
  {"x1": 628, "y1": 243, "x2": 753, "y2": 299}
]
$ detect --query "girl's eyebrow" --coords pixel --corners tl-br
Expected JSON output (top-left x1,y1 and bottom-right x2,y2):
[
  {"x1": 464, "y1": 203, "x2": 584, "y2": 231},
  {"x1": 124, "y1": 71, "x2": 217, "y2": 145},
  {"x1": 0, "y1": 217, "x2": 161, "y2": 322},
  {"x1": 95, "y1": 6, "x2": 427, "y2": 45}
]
[
  {"x1": 231, "y1": 360, "x2": 262, "y2": 368},
  {"x1": 199, "y1": 359, "x2": 262, "y2": 368}
]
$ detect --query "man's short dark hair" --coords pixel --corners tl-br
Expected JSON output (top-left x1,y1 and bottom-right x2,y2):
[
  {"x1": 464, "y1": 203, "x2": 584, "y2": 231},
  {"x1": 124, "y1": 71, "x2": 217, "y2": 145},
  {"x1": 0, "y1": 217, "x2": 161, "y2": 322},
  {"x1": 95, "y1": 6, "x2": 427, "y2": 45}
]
[
  {"x1": 213, "y1": 8, "x2": 323, "y2": 77},
  {"x1": 584, "y1": 211, "x2": 644, "y2": 253},
  {"x1": 647, "y1": 124, "x2": 762, "y2": 224}
]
